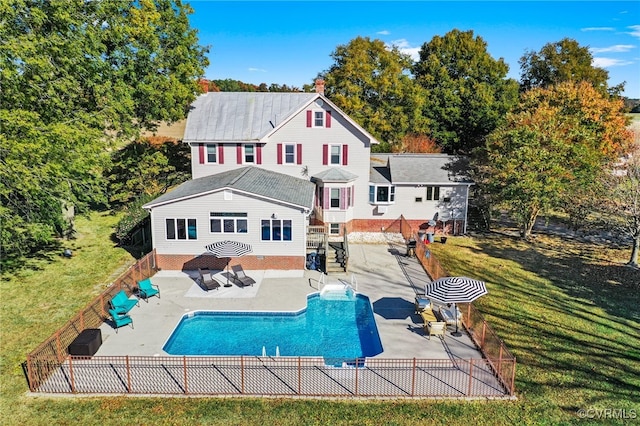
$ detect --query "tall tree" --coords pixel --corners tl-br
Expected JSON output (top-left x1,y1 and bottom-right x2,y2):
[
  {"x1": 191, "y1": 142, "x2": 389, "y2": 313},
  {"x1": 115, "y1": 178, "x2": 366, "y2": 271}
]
[
  {"x1": 414, "y1": 29, "x2": 519, "y2": 154},
  {"x1": 323, "y1": 36, "x2": 430, "y2": 146},
  {"x1": 0, "y1": 0, "x2": 208, "y2": 264},
  {"x1": 519, "y1": 38, "x2": 615, "y2": 95},
  {"x1": 482, "y1": 82, "x2": 632, "y2": 238}
]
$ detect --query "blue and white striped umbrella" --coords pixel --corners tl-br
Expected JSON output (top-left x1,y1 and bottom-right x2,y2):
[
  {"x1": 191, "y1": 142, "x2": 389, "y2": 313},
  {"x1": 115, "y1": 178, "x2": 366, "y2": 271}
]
[
  {"x1": 423, "y1": 276, "x2": 487, "y2": 336},
  {"x1": 205, "y1": 240, "x2": 253, "y2": 286},
  {"x1": 424, "y1": 276, "x2": 487, "y2": 304}
]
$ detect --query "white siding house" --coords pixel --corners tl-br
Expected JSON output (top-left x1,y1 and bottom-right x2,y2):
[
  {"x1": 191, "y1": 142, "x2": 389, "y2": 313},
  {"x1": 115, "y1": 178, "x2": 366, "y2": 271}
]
[{"x1": 143, "y1": 84, "x2": 474, "y2": 271}]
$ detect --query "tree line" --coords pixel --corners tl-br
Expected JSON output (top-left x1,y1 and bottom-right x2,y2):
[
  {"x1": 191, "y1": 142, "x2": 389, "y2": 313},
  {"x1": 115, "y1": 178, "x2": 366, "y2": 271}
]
[{"x1": 1, "y1": 2, "x2": 637, "y2": 268}]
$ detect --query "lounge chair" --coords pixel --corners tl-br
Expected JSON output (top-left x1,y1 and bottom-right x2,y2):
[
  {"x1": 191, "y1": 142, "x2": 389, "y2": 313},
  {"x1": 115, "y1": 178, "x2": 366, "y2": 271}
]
[
  {"x1": 137, "y1": 278, "x2": 160, "y2": 302},
  {"x1": 438, "y1": 305, "x2": 462, "y2": 328},
  {"x1": 425, "y1": 321, "x2": 447, "y2": 340},
  {"x1": 108, "y1": 308, "x2": 133, "y2": 333},
  {"x1": 231, "y1": 265, "x2": 256, "y2": 287},
  {"x1": 198, "y1": 268, "x2": 221, "y2": 291},
  {"x1": 109, "y1": 289, "x2": 139, "y2": 314}
]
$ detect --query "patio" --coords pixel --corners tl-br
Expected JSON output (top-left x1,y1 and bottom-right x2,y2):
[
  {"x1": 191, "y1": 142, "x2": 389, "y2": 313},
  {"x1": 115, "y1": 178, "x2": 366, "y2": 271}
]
[{"x1": 31, "y1": 238, "x2": 514, "y2": 398}]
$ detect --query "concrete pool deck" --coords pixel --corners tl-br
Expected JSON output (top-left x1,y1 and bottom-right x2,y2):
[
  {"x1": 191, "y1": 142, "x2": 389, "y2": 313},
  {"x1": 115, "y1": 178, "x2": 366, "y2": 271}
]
[{"x1": 95, "y1": 239, "x2": 483, "y2": 362}]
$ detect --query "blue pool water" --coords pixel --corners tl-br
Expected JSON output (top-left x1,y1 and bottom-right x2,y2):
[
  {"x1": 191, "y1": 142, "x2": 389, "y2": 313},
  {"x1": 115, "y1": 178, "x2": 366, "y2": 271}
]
[{"x1": 163, "y1": 293, "x2": 383, "y2": 362}]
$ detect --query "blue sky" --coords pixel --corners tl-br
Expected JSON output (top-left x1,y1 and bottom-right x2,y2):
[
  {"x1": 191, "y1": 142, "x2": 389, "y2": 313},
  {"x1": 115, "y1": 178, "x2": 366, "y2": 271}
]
[{"x1": 188, "y1": 1, "x2": 640, "y2": 97}]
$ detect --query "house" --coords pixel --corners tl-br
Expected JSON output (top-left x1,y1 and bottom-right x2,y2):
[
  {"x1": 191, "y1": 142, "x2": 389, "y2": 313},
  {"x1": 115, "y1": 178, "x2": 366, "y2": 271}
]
[{"x1": 143, "y1": 81, "x2": 473, "y2": 271}]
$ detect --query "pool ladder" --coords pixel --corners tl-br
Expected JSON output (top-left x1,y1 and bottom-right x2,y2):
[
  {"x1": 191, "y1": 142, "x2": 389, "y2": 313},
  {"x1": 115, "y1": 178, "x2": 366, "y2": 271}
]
[{"x1": 261, "y1": 345, "x2": 281, "y2": 357}]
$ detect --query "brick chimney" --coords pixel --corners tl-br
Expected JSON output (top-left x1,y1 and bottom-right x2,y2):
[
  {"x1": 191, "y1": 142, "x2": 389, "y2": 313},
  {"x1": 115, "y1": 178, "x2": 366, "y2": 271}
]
[
  {"x1": 315, "y1": 79, "x2": 325, "y2": 96},
  {"x1": 198, "y1": 78, "x2": 209, "y2": 93}
]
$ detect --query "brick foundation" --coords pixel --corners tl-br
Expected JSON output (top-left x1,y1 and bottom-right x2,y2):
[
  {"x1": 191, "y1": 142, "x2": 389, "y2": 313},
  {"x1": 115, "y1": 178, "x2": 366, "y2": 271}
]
[{"x1": 156, "y1": 254, "x2": 305, "y2": 271}]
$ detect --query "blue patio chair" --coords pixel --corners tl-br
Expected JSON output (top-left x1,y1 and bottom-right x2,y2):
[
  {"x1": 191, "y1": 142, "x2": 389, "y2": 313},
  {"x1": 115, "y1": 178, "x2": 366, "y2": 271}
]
[
  {"x1": 109, "y1": 289, "x2": 139, "y2": 314},
  {"x1": 137, "y1": 278, "x2": 160, "y2": 302},
  {"x1": 108, "y1": 309, "x2": 133, "y2": 333}
]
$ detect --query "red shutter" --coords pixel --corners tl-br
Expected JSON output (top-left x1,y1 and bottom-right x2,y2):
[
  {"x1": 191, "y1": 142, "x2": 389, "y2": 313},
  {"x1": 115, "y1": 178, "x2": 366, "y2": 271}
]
[
  {"x1": 306, "y1": 110, "x2": 312, "y2": 127},
  {"x1": 326, "y1": 111, "x2": 331, "y2": 128},
  {"x1": 296, "y1": 143, "x2": 302, "y2": 164},
  {"x1": 236, "y1": 144, "x2": 242, "y2": 164},
  {"x1": 322, "y1": 144, "x2": 328, "y2": 165},
  {"x1": 256, "y1": 144, "x2": 262, "y2": 164},
  {"x1": 340, "y1": 188, "x2": 346, "y2": 210},
  {"x1": 198, "y1": 144, "x2": 205, "y2": 164},
  {"x1": 218, "y1": 144, "x2": 224, "y2": 164},
  {"x1": 277, "y1": 144, "x2": 282, "y2": 164},
  {"x1": 323, "y1": 187, "x2": 330, "y2": 210},
  {"x1": 342, "y1": 145, "x2": 348, "y2": 165}
]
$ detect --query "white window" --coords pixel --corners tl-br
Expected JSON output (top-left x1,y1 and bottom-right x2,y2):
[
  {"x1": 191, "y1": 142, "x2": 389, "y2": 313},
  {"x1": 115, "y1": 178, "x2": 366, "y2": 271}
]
[
  {"x1": 285, "y1": 144, "x2": 295, "y2": 164},
  {"x1": 261, "y1": 219, "x2": 292, "y2": 241},
  {"x1": 314, "y1": 111, "x2": 324, "y2": 127},
  {"x1": 244, "y1": 144, "x2": 255, "y2": 163},
  {"x1": 426, "y1": 186, "x2": 440, "y2": 201},
  {"x1": 206, "y1": 144, "x2": 217, "y2": 163},
  {"x1": 166, "y1": 218, "x2": 197, "y2": 240},
  {"x1": 210, "y1": 213, "x2": 248, "y2": 234},
  {"x1": 368, "y1": 184, "x2": 395, "y2": 204},
  {"x1": 330, "y1": 145, "x2": 341, "y2": 165},
  {"x1": 329, "y1": 223, "x2": 340, "y2": 235},
  {"x1": 330, "y1": 188, "x2": 340, "y2": 209}
]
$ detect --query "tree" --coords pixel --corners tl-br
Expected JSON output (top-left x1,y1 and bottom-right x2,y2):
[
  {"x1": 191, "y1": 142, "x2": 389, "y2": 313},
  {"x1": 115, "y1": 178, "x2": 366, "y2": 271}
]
[
  {"x1": 414, "y1": 29, "x2": 519, "y2": 154},
  {"x1": 482, "y1": 82, "x2": 632, "y2": 238},
  {"x1": 323, "y1": 36, "x2": 430, "y2": 146},
  {"x1": 392, "y1": 134, "x2": 442, "y2": 154},
  {"x1": 601, "y1": 150, "x2": 640, "y2": 266},
  {"x1": 0, "y1": 0, "x2": 208, "y2": 265},
  {"x1": 519, "y1": 38, "x2": 615, "y2": 96}
]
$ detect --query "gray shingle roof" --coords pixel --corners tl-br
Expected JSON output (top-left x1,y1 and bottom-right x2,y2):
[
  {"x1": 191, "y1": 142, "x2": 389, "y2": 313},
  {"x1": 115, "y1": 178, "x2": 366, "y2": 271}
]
[
  {"x1": 143, "y1": 167, "x2": 315, "y2": 210},
  {"x1": 183, "y1": 92, "x2": 318, "y2": 142},
  {"x1": 371, "y1": 154, "x2": 473, "y2": 184},
  {"x1": 311, "y1": 168, "x2": 358, "y2": 182}
]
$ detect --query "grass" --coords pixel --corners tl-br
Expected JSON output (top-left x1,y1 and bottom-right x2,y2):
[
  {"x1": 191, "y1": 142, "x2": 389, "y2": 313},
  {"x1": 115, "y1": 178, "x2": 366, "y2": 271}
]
[{"x1": 1, "y1": 214, "x2": 639, "y2": 425}]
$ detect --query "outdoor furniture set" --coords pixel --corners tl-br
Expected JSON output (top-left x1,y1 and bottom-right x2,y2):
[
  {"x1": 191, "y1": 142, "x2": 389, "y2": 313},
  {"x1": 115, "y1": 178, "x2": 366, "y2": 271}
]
[
  {"x1": 108, "y1": 279, "x2": 160, "y2": 332},
  {"x1": 414, "y1": 295, "x2": 463, "y2": 340}
]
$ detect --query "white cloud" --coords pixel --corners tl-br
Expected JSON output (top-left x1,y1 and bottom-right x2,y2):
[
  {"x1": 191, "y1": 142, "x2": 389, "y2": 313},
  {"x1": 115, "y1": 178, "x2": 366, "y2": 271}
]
[
  {"x1": 581, "y1": 27, "x2": 615, "y2": 32},
  {"x1": 590, "y1": 44, "x2": 636, "y2": 53},
  {"x1": 626, "y1": 25, "x2": 640, "y2": 38},
  {"x1": 377, "y1": 30, "x2": 390, "y2": 35},
  {"x1": 592, "y1": 57, "x2": 634, "y2": 68},
  {"x1": 248, "y1": 67, "x2": 267, "y2": 73},
  {"x1": 388, "y1": 38, "x2": 421, "y2": 60}
]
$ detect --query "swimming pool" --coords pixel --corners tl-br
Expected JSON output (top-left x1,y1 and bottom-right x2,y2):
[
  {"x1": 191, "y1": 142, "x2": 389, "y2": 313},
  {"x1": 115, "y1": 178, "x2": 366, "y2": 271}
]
[{"x1": 163, "y1": 292, "x2": 383, "y2": 363}]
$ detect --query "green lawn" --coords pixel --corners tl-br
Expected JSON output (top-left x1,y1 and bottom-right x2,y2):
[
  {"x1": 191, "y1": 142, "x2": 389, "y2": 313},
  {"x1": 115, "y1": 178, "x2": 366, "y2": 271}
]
[{"x1": 1, "y1": 214, "x2": 639, "y2": 425}]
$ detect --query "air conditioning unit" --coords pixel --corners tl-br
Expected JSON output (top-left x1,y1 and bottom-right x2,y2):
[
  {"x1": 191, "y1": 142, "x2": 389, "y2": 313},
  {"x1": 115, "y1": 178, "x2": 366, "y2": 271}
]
[{"x1": 377, "y1": 205, "x2": 388, "y2": 214}]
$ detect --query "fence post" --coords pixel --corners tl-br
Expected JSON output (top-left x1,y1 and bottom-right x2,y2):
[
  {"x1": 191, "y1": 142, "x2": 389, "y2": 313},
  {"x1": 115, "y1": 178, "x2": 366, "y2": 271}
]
[
  {"x1": 510, "y1": 358, "x2": 517, "y2": 396},
  {"x1": 240, "y1": 356, "x2": 245, "y2": 394},
  {"x1": 297, "y1": 357, "x2": 301, "y2": 395},
  {"x1": 354, "y1": 358, "x2": 359, "y2": 396},
  {"x1": 69, "y1": 355, "x2": 75, "y2": 393},
  {"x1": 126, "y1": 356, "x2": 131, "y2": 393},
  {"x1": 481, "y1": 321, "x2": 487, "y2": 348},
  {"x1": 498, "y1": 345, "x2": 503, "y2": 382},
  {"x1": 55, "y1": 331, "x2": 63, "y2": 363},
  {"x1": 411, "y1": 358, "x2": 416, "y2": 397},
  {"x1": 181, "y1": 356, "x2": 187, "y2": 394},
  {"x1": 467, "y1": 359, "x2": 474, "y2": 396}
]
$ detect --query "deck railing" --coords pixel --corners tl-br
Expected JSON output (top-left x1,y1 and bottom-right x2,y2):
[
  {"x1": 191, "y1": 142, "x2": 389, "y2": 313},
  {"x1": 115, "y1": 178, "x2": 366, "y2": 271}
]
[
  {"x1": 25, "y1": 250, "x2": 158, "y2": 392},
  {"x1": 396, "y1": 215, "x2": 516, "y2": 395},
  {"x1": 30, "y1": 355, "x2": 513, "y2": 397}
]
